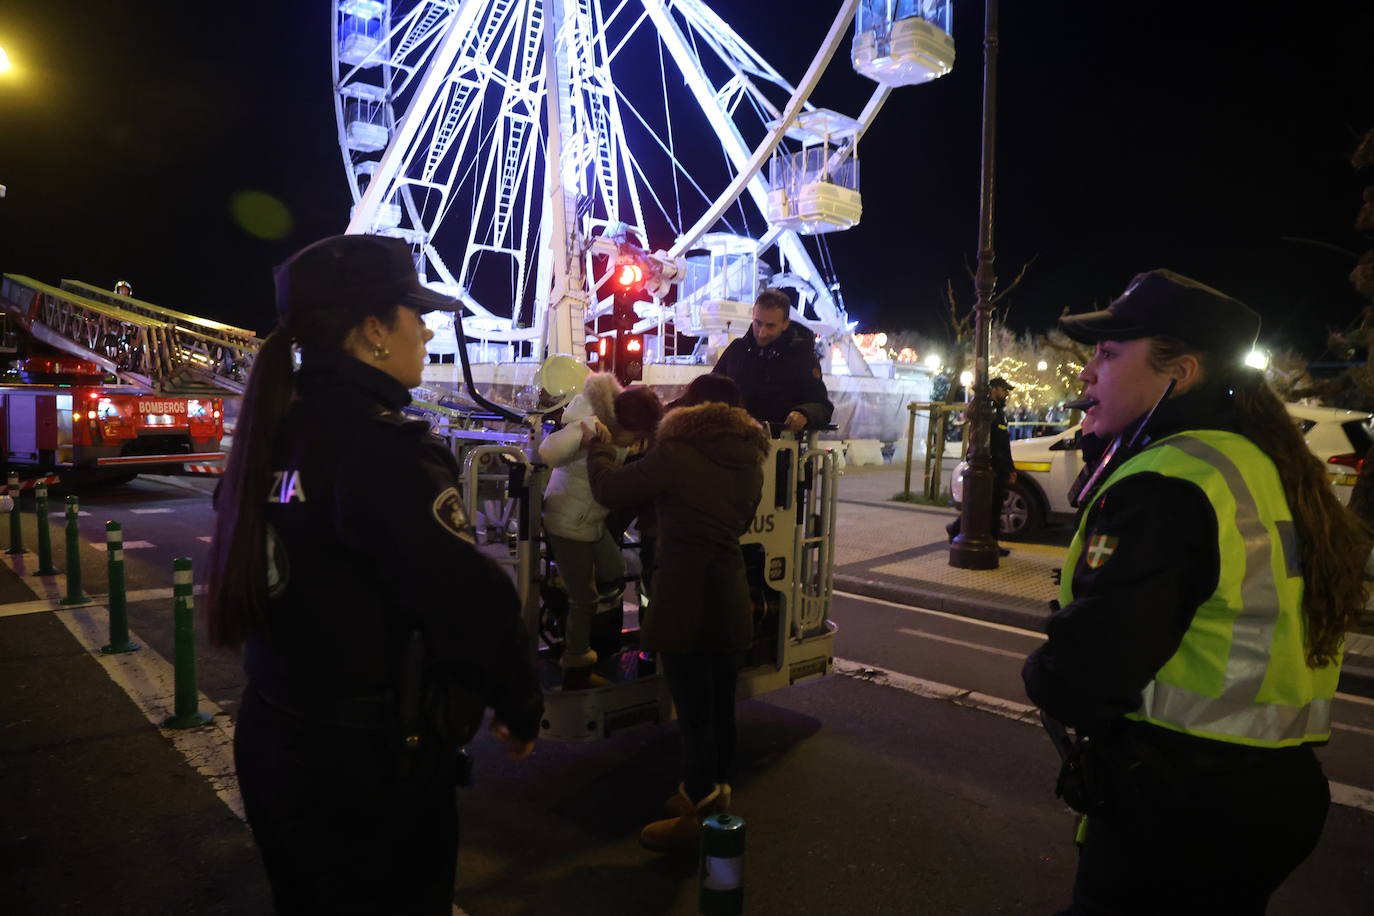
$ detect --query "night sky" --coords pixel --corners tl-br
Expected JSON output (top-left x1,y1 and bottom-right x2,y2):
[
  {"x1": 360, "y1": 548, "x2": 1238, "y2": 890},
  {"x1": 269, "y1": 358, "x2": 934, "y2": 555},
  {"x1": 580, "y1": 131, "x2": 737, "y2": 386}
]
[{"x1": 1, "y1": 1, "x2": 1371, "y2": 357}]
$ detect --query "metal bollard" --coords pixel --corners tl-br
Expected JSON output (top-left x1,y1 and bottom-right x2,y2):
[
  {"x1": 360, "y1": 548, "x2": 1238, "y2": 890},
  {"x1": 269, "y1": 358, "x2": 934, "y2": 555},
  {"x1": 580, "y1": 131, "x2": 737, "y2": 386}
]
[
  {"x1": 33, "y1": 481, "x2": 59, "y2": 576},
  {"x1": 60, "y1": 495, "x2": 89, "y2": 605},
  {"x1": 163, "y1": 557, "x2": 210, "y2": 729},
  {"x1": 100, "y1": 521, "x2": 138, "y2": 654},
  {"x1": 699, "y1": 813, "x2": 746, "y2": 916},
  {"x1": 5, "y1": 472, "x2": 23, "y2": 555}
]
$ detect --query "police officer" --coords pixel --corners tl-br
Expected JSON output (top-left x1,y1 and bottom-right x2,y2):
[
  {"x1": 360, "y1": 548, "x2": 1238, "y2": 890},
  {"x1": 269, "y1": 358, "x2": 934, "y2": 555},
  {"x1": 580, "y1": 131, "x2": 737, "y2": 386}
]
[
  {"x1": 1022, "y1": 270, "x2": 1368, "y2": 915},
  {"x1": 710, "y1": 288, "x2": 833, "y2": 432},
  {"x1": 946, "y1": 376, "x2": 1015, "y2": 554},
  {"x1": 205, "y1": 234, "x2": 543, "y2": 914}
]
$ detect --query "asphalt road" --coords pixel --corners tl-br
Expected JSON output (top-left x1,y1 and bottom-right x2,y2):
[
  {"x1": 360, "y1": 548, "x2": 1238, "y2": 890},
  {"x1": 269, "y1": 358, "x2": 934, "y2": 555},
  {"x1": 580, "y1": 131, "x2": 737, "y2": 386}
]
[{"x1": 7, "y1": 476, "x2": 1371, "y2": 914}]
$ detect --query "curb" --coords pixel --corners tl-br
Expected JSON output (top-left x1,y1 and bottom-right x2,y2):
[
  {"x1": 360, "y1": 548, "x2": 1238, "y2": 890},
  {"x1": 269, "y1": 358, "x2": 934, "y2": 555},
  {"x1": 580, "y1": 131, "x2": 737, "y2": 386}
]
[{"x1": 833, "y1": 573, "x2": 1374, "y2": 701}]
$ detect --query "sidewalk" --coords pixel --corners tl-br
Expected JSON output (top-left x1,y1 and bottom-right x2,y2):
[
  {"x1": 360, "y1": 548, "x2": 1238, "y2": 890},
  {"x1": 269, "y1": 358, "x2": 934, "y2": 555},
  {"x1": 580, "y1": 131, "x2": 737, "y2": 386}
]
[{"x1": 831, "y1": 461, "x2": 1374, "y2": 699}]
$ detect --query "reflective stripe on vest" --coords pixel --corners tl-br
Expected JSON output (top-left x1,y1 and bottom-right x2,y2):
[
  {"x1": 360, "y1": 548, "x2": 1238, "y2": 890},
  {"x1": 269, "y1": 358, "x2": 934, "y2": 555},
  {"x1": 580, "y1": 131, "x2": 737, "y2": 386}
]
[{"x1": 1061, "y1": 430, "x2": 1337, "y2": 748}]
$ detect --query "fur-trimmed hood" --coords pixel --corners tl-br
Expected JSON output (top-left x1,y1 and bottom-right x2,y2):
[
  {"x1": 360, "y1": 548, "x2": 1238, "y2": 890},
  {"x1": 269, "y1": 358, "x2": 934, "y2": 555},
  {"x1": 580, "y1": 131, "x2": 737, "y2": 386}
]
[
  {"x1": 562, "y1": 372, "x2": 624, "y2": 439},
  {"x1": 658, "y1": 402, "x2": 769, "y2": 469}
]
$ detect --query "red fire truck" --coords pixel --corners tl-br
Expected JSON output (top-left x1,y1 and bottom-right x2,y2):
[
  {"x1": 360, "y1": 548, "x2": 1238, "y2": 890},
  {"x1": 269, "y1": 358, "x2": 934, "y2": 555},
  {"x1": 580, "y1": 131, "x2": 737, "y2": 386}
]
[{"x1": 1, "y1": 355, "x2": 225, "y2": 483}]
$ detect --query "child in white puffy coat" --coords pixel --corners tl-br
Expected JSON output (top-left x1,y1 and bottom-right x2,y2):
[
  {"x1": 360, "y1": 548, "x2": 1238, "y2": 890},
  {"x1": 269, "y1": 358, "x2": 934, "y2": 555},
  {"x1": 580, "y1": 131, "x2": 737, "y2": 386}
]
[{"x1": 539, "y1": 373, "x2": 661, "y2": 689}]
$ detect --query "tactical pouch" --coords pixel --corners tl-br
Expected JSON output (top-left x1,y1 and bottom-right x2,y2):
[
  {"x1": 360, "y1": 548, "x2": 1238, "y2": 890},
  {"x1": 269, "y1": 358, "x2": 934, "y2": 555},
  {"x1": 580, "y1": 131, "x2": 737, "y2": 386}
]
[
  {"x1": 1054, "y1": 736, "x2": 1113, "y2": 816},
  {"x1": 391, "y1": 630, "x2": 486, "y2": 787}
]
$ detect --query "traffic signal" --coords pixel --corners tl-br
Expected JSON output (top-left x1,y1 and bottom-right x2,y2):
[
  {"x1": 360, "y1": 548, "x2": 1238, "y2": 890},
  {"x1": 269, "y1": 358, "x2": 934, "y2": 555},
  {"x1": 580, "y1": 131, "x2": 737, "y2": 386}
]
[{"x1": 616, "y1": 332, "x2": 643, "y2": 384}]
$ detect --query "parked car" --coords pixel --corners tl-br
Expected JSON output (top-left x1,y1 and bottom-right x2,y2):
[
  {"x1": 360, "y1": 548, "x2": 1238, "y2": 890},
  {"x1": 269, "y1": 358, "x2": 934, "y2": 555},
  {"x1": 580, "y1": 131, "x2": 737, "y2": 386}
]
[{"x1": 950, "y1": 403, "x2": 1373, "y2": 540}]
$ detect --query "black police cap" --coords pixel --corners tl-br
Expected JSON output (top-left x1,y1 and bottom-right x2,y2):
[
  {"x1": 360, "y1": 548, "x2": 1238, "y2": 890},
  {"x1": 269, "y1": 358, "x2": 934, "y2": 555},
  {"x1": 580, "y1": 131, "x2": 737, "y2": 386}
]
[
  {"x1": 274, "y1": 234, "x2": 456, "y2": 328},
  {"x1": 1059, "y1": 269, "x2": 1260, "y2": 356}
]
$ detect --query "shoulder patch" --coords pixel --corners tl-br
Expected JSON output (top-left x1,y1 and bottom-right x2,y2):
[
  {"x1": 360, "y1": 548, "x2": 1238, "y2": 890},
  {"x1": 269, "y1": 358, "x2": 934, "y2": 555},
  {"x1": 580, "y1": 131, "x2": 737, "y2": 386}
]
[
  {"x1": 431, "y1": 487, "x2": 473, "y2": 541},
  {"x1": 371, "y1": 408, "x2": 430, "y2": 436},
  {"x1": 1084, "y1": 534, "x2": 1119, "y2": 569}
]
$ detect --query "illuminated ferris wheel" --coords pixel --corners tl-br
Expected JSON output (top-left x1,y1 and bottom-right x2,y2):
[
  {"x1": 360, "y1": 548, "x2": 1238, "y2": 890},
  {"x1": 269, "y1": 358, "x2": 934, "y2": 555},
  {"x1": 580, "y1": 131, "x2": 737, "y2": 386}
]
[{"x1": 330, "y1": 0, "x2": 954, "y2": 373}]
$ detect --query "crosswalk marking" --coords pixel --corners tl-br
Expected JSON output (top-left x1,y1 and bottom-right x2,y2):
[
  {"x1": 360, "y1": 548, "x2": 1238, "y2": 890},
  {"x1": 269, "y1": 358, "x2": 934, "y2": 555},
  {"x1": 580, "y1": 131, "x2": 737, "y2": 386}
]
[
  {"x1": 129, "y1": 508, "x2": 174, "y2": 515},
  {"x1": 50, "y1": 510, "x2": 92, "y2": 517},
  {"x1": 197, "y1": 536, "x2": 212, "y2": 543},
  {"x1": 91, "y1": 540, "x2": 155, "y2": 551}
]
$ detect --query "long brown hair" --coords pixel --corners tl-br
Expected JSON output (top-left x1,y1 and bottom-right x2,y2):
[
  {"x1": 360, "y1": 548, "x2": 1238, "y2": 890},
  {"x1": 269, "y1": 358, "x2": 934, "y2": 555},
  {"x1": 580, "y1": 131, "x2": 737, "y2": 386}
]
[
  {"x1": 1150, "y1": 338, "x2": 1369, "y2": 666},
  {"x1": 204, "y1": 305, "x2": 399, "y2": 648}
]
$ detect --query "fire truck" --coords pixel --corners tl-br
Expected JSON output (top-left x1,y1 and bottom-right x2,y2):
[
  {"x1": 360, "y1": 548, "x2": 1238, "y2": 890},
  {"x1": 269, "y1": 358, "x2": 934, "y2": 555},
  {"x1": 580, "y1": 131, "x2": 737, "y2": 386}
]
[
  {"x1": 0, "y1": 354, "x2": 225, "y2": 483},
  {"x1": 0, "y1": 273, "x2": 254, "y2": 485}
]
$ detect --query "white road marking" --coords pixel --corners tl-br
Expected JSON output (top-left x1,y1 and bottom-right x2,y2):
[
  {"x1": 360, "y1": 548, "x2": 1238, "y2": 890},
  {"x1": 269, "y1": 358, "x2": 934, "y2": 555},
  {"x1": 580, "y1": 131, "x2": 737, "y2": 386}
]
[
  {"x1": 49, "y1": 510, "x2": 92, "y2": 517},
  {"x1": 897, "y1": 627, "x2": 1029, "y2": 659},
  {"x1": 53, "y1": 603, "x2": 243, "y2": 821},
  {"x1": 1336, "y1": 691, "x2": 1374, "y2": 708},
  {"x1": 1332, "y1": 721, "x2": 1374, "y2": 738},
  {"x1": 836, "y1": 589, "x2": 1047, "y2": 640},
  {"x1": 129, "y1": 508, "x2": 174, "y2": 514},
  {"x1": 834, "y1": 656, "x2": 1374, "y2": 814},
  {"x1": 91, "y1": 540, "x2": 156, "y2": 551},
  {"x1": 1330, "y1": 782, "x2": 1374, "y2": 815},
  {"x1": 197, "y1": 536, "x2": 212, "y2": 542},
  {"x1": 0, "y1": 585, "x2": 207, "y2": 617}
]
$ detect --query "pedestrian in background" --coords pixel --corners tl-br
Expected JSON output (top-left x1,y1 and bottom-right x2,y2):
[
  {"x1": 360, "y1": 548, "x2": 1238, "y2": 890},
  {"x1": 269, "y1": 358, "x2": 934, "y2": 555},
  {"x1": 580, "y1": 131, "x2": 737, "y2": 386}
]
[
  {"x1": 587, "y1": 373, "x2": 768, "y2": 851},
  {"x1": 946, "y1": 376, "x2": 1015, "y2": 554},
  {"x1": 205, "y1": 234, "x2": 543, "y2": 914},
  {"x1": 1023, "y1": 269, "x2": 1369, "y2": 915}
]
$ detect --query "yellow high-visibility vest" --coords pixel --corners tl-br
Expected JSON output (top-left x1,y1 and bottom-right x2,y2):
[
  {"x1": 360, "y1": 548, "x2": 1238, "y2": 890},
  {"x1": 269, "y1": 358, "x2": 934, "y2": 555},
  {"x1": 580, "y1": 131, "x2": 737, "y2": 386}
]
[{"x1": 1061, "y1": 429, "x2": 1338, "y2": 747}]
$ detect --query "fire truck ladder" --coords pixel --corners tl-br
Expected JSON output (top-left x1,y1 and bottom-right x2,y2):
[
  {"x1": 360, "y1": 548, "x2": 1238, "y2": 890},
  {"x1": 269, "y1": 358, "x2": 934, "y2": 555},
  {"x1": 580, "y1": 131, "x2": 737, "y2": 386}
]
[{"x1": 61, "y1": 280, "x2": 261, "y2": 395}]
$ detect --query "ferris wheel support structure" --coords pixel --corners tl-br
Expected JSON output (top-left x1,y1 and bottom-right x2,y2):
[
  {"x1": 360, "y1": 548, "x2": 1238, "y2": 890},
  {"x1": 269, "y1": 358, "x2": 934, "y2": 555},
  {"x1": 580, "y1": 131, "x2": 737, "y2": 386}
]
[{"x1": 332, "y1": 0, "x2": 904, "y2": 376}]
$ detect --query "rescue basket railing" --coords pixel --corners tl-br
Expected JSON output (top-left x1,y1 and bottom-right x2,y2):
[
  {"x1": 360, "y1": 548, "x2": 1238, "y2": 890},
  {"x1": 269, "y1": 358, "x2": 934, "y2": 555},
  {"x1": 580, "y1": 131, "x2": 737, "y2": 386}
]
[{"x1": 793, "y1": 446, "x2": 837, "y2": 639}]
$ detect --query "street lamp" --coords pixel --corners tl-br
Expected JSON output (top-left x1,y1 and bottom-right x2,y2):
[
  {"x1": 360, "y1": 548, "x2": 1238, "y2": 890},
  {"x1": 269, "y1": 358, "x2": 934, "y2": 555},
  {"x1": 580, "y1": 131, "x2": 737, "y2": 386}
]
[
  {"x1": 925, "y1": 353, "x2": 942, "y2": 371},
  {"x1": 950, "y1": 0, "x2": 1001, "y2": 570},
  {"x1": 1036, "y1": 360, "x2": 1048, "y2": 371},
  {"x1": 0, "y1": 47, "x2": 10, "y2": 74}
]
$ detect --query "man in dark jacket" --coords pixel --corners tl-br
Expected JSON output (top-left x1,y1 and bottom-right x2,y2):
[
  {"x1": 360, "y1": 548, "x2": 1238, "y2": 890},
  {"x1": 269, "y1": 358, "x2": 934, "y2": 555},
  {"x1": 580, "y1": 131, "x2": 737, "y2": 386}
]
[{"x1": 710, "y1": 288, "x2": 833, "y2": 432}]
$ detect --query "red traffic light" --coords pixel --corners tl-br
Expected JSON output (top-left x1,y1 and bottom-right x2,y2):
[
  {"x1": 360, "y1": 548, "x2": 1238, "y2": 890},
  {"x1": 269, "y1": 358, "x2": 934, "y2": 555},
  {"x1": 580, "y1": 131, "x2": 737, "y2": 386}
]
[
  {"x1": 615, "y1": 262, "x2": 644, "y2": 288},
  {"x1": 625, "y1": 337, "x2": 642, "y2": 353}
]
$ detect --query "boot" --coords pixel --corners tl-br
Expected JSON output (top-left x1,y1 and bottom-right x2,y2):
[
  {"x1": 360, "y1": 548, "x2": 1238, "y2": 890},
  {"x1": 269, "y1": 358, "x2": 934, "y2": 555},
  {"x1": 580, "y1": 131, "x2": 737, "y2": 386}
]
[
  {"x1": 641, "y1": 785, "x2": 725, "y2": 853},
  {"x1": 665, "y1": 781, "x2": 729, "y2": 815},
  {"x1": 561, "y1": 665, "x2": 610, "y2": 691}
]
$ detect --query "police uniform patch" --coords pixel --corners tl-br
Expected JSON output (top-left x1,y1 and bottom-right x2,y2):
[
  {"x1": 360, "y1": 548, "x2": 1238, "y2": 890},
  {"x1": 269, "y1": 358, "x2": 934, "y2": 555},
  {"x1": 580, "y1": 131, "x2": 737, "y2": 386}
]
[
  {"x1": 431, "y1": 487, "x2": 471, "y2": 540},
  {"x1": 1085, "y1": 534, "x2": 1119, "y2": 569}
]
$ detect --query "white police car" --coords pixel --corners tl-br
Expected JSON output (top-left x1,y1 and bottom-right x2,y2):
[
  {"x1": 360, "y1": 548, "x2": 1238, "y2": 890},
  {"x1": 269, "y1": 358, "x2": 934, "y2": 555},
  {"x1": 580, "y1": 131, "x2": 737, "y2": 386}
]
[{"x1": 951, "y1": 403, "x2": 1373, "y2": 540}]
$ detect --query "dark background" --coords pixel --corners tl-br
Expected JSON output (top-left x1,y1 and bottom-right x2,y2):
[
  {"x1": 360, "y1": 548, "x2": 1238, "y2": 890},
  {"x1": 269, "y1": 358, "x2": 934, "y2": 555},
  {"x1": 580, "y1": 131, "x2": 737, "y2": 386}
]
[{"x1": 1, "y1": 1, "x2": 1371, "y2": 355}]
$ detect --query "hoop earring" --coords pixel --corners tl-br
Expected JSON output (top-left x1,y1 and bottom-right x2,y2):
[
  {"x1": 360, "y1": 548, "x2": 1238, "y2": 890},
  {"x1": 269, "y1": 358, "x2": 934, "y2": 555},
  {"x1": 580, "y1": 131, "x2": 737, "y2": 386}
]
[{"x1": 372, "y1": 345, "x2": 390, "y2": 360}]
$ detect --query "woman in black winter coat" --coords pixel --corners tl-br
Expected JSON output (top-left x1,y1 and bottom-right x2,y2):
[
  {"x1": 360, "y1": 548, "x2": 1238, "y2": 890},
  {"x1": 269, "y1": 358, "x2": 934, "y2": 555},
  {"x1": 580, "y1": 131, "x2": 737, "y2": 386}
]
[{"x1": 586, "y1": 374, "x2": 769, "y2": 851}]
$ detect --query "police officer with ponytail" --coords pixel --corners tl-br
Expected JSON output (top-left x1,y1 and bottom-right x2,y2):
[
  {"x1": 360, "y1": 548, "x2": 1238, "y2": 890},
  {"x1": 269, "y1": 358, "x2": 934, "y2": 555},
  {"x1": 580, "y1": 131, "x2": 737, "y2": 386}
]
[
  {"x1": 1023, "y1": 270, "x2": 1369, "y2": 915},
  {"x1": 205, "y1": 235, "x2": 542, "y2": 914}
]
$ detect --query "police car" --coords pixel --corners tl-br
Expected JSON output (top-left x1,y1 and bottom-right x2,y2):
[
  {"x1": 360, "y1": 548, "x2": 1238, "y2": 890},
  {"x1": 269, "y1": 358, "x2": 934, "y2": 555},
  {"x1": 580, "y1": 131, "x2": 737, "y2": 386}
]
[{"x1": 951, "y1": 403, "x2": 1373, "y2": 540}]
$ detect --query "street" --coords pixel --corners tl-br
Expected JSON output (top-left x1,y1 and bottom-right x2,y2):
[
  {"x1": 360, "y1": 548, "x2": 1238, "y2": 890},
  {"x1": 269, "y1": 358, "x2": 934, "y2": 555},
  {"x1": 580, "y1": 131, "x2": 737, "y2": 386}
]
[{"x1": 0, "y1": 471, "x2": 1371, "y2": 914}]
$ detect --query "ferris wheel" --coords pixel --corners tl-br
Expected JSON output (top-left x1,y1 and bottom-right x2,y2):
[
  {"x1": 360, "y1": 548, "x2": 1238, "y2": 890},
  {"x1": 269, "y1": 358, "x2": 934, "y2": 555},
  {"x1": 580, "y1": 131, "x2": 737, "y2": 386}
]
[{"x1": 330, "y1": 0, "x2": 954, "y2": 374}]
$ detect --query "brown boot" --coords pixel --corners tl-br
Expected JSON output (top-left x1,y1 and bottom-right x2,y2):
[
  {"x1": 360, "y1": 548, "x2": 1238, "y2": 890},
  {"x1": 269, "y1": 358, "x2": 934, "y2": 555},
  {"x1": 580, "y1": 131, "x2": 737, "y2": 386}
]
[
  {"x1": 641, "y1": 785, "x2": 724, "y2": 853},
  {"x1": 561, "y1": 666, "x2": 610, "y2": 691},
  {"x1": 664, "y1": 781, "x2": 730, "y2": 815}
]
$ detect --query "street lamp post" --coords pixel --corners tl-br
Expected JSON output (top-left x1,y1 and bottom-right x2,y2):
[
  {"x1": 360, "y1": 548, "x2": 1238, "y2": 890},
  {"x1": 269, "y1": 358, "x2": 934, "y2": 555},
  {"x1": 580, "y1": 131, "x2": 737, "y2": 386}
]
[{"x1": 950, "y1": 0, "x2": 1000, "y2": 570}]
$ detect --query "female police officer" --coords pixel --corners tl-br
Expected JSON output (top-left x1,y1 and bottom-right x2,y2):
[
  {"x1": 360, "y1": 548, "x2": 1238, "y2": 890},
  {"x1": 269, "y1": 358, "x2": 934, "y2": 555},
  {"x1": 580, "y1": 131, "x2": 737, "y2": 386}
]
[
  {"x1": 1023, "y1": 270, "x2": 1368, "y2": 915},
  {"x1": 205, "y1": 235, "x2": 543, "y2": 914}
]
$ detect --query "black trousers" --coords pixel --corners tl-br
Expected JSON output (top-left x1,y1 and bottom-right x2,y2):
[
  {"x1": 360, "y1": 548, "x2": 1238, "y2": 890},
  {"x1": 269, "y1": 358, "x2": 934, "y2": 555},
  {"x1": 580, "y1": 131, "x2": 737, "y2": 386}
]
[
  {"x1": 660, "y1": 652, "x2": 741, "y2": 801},
  {"x1": 1065, "y1": 745, "x2": 1330, "y2": 915},
  {"x1": 235, "y1": 686, "x2": 459, "y2": 915}
]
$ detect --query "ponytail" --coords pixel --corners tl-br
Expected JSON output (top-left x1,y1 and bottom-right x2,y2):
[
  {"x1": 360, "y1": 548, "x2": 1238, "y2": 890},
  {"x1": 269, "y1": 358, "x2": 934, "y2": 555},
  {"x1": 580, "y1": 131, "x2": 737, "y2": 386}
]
[
  {"x1": 1226, "y1": 369, "x2": 1369, "y2": 666},
  {"x1": 1150, "y1": 338, "x2": 1369, "y2": 666},
  {"x1": 204, "y1": 329, "x2": 297, "y2": 648}
]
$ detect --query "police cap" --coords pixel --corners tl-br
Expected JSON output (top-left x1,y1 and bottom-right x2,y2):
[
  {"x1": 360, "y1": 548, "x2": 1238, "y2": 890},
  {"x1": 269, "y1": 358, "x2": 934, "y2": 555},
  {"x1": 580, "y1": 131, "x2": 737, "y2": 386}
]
[
  {"x1": 274, "y1": 234, "x2": 456, "y2": 327},
  {"x1": 1059, "y1": 269, "x2": 1260, "y2": 357}
]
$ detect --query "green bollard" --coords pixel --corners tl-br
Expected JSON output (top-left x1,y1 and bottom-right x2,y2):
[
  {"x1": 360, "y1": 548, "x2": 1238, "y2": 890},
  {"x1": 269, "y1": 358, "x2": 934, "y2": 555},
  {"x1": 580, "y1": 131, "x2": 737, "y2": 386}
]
[
  {"x1": 33, "y1": 481, "x2": 59, "y2": 576},
  {"x1": 699, "y1": 813, "x2": 746, "y2": 916},
  {"x1": 5, "y1": 472, "x2": 23, "y2": 556},
  {"x1": 100, "y1": 522, "x2": 138, "y2": 654},
  {"x1": 163, "y1": 557, "x2": 210, "y2": 729},
  {"x1": 60, "y1": 495, "x2": 89, "y2": 605}
]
